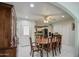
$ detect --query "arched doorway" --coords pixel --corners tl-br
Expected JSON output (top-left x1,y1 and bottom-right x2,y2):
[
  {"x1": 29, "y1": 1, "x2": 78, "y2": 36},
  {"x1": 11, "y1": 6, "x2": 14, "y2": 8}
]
[{"x1": 50, "y1": 2, "x2": 79, "y2": 56}]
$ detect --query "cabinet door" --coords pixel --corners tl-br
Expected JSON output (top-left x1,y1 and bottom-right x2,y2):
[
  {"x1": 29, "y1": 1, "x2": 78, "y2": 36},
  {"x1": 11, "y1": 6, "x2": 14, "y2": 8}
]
[
  {"x1": 0, "y1": 5, "x2": 11, "y2": 48},
  {"x1": 0, "y1": 48, "x2": 16, "y2": 57}
]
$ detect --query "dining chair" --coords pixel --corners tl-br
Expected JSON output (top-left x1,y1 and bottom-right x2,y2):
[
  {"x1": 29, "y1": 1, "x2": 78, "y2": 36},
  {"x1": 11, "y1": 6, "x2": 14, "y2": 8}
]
[
  {"x1": 51, "y1": 35, "x2": 58, "y2": 56},
  {"x1": 43, "y1": 37, "x2": 50, "y2": 57},
  {"x1": 29, "y1": 37, "x2": 41, "y2": 57},
  {"x1": 56, "y1": 35, "x2": 62, "y2": 54}
]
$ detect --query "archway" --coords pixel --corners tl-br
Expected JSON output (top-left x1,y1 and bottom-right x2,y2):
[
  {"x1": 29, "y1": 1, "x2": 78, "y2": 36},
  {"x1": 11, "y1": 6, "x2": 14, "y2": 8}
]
[{"x1": 50, "y1": 2, "x2": 79, "y2": 56}]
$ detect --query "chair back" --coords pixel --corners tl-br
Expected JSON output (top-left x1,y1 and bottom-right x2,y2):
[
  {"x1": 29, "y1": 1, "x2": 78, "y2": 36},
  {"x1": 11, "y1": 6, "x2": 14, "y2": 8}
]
[
  {"x1": 57, "y1": 35, "x2": 62, "y2": 43},
  {"x1": 51, "y1": 33, "x2": 53, "y2": 38}
]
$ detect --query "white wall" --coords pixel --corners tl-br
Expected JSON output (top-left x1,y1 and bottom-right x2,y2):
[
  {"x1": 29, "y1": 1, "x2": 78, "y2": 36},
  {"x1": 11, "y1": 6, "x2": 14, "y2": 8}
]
[
  {"x1": 57, "y1": 3, "x2": 79, "y2": 56},
  {"x1": 16, "y1": 18, "x2": 35, "y2": 46},
  {"x1": 16, "y1": 18, "x2": 36, "y2": 57},
  {"x1": 53, "y1": 20, "x2": 75, "y2": 47}
]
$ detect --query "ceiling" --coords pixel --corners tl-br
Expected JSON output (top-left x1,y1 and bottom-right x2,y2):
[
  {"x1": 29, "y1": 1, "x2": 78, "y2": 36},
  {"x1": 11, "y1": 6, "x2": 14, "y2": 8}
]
[{"x1": 6, "y1": 2, "x2": 74, "y2": 25}]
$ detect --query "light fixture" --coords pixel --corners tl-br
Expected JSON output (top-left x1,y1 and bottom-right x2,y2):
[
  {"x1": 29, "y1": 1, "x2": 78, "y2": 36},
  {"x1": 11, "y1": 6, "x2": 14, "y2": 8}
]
[
  {"x1": 30, "y1": 3, "x2": 35, "y2": 8},
  {"x1": 62, "y1": 15, "x2": 64, "y2": 18},
  {"x1": 46, "y1": 16, "x2": 54, "y2": 21},
  {"x1": 44, "y1": 20, "x2": 46, "y2": 23},
  {"x1": 43, "y1": 16, "x2": 54, "y2": 23},
  {"x1": 44, "y1": 20, "x2": 48, "y2": 23},
  {"x1": 46, "y1": 20, "x2": 48, "y2": 23}
]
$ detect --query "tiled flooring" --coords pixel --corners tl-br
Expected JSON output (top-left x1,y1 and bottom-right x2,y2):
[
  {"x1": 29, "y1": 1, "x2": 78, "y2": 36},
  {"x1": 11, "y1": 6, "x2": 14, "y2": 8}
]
[{"x1": 17, "y1": 45, "x2": 75, "y2": 57}]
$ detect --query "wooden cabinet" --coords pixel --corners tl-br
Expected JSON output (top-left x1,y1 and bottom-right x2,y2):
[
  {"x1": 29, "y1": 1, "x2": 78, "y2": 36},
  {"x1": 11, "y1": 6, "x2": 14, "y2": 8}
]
[
  {"x1": 0, "y1": 48, "x2": 16, "y2": 57},
  {"x1": 0, "y1": 3, "x2": 16, "y2": 57}
]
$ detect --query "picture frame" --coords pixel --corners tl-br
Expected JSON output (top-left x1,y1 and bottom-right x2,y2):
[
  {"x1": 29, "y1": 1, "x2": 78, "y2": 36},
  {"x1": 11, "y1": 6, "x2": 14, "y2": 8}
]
[{"x1": 72, "y1": 23, "x2": 75, "y2": 31}]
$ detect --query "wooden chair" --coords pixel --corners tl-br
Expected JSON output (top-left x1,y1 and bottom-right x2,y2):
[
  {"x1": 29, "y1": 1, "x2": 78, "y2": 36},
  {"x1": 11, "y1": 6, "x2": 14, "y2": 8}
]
[
  {"x1": 56, "y1": 35, "x2": 62, "y2": 54},
  {"x1": 51, "y1": 35, "x2": 58, "y2": 56},
  {"x1": 35, "y1": 36, "x2": 50, "y2": 57},
  {"x1": 42, "y1": 37, "x2": 50, "y2": 57},
  {"x1": 29, "y1": 37, "x2": 41, "y2": 57},
  {"x1": 46, "y1": 38, "x2": 50, "y2": 57}
]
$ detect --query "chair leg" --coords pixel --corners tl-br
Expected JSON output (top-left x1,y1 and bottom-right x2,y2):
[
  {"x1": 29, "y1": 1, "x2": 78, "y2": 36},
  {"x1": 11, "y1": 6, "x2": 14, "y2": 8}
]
[
  {"x1": 59, "y1": 46, "x2": 61, "y2": 54},
  {"x1": 55, "y1": 44, "x2": 57, "y2": 56},
  {"x1": 40, "y1": 50, "x2": 43, "y2": 57},
  {"x1": 40, "y1": 44, "x2": 43, "y2": 57},
  {"x1": 47, "y1": 50, "x2": 48, "y2": 57},
  {"x1": 55, "y1": 48, "x2": 57, "y2": 56},
  {"x1": 47, "y1": 44, "x2": 49, "y2": 57},
  {"x1": 32, "y1": 51, "x2": 34, "y2": 57},
  {"x1": 52, "y1": 47, "x2": 54, "y2": 56}
]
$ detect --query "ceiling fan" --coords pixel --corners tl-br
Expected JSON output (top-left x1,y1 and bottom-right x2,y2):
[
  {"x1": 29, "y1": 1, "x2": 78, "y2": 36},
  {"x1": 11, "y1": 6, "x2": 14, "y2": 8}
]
[
  {"x1": 31, "y1": 12, "x2": 56, "y2": 23},
  {"x1": 41, "y1": 15, "x2": 55, "y2": 23}
]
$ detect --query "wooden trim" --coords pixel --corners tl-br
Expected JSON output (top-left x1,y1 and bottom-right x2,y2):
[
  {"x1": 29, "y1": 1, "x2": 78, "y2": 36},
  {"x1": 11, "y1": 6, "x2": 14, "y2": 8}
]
[{"x1": 0, "y1": 2, "x2": 13, "y2": 8}]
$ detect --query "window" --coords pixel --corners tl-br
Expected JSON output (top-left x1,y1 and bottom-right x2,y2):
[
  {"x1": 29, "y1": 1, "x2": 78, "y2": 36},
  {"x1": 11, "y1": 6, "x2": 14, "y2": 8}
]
[{"x1": 23, "y1": 25, "x2": 29, "y2": 35}]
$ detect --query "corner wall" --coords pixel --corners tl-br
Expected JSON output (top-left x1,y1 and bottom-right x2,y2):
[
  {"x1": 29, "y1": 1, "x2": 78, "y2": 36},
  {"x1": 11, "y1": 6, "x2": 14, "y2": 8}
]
[{"x1": 53, "y1": 20, "x2": 75, "y2": 47}]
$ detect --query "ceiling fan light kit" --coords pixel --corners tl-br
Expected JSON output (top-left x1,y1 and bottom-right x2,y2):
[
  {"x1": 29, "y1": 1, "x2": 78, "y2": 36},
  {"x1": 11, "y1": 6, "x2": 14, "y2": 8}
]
[
  {"x1": 43, "y1": 16, "x2": 54, "y2": 23},
  {"x1": 44, "y1": 20, "x2": 48, "y2": 23}
]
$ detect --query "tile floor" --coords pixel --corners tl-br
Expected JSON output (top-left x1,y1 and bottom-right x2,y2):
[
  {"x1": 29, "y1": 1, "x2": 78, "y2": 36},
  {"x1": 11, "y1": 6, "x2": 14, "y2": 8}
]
[{"x1": 17, "y1": 45, "x2": 75, "y2": 57}]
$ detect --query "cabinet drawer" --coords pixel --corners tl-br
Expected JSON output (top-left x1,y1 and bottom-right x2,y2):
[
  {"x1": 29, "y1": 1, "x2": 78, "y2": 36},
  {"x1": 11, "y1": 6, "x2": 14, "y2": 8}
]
[{"x1": 0, "y1": 48, "x2": 16, "y2": 57}]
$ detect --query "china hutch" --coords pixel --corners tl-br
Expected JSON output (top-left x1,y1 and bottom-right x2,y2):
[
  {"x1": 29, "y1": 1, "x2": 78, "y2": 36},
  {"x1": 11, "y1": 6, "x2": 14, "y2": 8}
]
[{"x1": 0, "y1": 3, "x2": 17, "y2": 57}]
